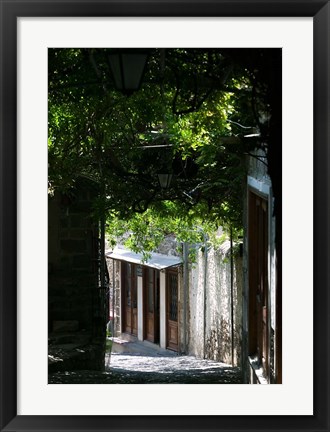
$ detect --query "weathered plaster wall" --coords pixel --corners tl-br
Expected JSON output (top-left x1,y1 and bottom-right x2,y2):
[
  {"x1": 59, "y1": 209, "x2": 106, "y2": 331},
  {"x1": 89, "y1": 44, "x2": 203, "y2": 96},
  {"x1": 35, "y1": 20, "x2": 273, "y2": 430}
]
[{"x1": 187, "y1": 243, "x2": 243, "y2": 367}]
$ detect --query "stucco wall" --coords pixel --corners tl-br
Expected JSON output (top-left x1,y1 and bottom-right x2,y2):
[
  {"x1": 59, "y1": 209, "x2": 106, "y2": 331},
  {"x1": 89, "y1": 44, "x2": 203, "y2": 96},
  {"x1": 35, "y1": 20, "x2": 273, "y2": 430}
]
[{"x1": 186, "y1": 242, "x2": 243, "y2": 367}]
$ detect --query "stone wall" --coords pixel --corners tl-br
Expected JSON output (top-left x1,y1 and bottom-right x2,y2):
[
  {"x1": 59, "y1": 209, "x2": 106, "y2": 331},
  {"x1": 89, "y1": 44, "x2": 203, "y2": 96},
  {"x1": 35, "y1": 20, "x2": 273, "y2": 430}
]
[
  {"x1": 155, "y1": 234, "x2": 181, "y2": 256},
  {"x1": 48, "y1": 178, "x2": 106, "y2": 372}
]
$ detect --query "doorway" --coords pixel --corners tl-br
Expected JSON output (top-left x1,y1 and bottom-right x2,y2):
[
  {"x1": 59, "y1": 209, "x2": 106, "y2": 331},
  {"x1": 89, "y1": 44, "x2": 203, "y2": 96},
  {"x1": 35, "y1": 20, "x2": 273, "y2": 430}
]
[
  {"x1": 166, "y1": 269, "x2": 178, "y2": 351},
  {"x1": 144, "y1": 268, "x2": 160, "y2": 343},
  {"x1": 122, "y1": 262, "x2": 138, "y2": 336},
  {"x1": 248, "y1": 190, "x2": 269, "y2": 376}
]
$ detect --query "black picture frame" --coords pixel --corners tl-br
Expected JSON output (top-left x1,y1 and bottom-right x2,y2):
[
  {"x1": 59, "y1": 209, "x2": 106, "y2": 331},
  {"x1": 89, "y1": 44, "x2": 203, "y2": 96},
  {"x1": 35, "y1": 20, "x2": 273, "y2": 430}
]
[{"x1": 0, "y1": 1, "x2": 329, "y2": 431}]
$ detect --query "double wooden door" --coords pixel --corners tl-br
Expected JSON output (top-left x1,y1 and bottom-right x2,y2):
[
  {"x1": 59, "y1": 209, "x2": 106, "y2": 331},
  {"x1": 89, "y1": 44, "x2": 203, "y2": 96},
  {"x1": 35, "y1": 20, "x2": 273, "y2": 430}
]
[
  {"x1": 166, "y1": 269, "x2": 178, "y2": 351},
  {"x1": 122, "y1": 262, "x2": 138, "y2": 336},
  {"x1": 144, "y1": 268, "x2": 160, "y2": 343}
]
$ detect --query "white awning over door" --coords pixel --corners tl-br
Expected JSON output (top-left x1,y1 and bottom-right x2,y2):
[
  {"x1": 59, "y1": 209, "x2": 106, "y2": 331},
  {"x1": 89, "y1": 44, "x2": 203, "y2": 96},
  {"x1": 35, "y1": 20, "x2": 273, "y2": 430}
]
[{"x1": 105, "y1": 247, "x2": 182, "y2": 270}]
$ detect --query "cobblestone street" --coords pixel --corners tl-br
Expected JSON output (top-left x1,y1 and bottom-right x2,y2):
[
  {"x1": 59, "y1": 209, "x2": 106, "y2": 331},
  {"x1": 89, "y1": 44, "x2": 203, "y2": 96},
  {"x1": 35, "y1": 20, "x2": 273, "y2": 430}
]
[{"x1": 49, "y1": 338, "x2": 242, "y2": 384}]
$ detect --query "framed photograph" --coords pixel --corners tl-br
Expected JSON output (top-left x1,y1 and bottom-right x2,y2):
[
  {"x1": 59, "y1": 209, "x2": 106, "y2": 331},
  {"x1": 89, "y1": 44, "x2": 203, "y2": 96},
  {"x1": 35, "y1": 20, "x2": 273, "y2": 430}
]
[{"x1": 1, "y1": 0, "x2": 329, "y2": 431}]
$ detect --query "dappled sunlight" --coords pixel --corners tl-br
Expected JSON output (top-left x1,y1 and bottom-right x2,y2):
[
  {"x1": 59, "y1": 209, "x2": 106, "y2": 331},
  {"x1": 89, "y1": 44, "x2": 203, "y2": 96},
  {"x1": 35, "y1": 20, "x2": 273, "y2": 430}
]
[{"x1": 49, "y1": 350, "x2": 242, "y2": 384}]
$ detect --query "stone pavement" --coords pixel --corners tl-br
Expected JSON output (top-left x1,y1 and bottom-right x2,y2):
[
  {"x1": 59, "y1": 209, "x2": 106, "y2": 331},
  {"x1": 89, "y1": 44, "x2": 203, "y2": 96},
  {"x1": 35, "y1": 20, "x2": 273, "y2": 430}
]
[{"x1": 49, "y1": 337, "x2": 242, "y2": 384}]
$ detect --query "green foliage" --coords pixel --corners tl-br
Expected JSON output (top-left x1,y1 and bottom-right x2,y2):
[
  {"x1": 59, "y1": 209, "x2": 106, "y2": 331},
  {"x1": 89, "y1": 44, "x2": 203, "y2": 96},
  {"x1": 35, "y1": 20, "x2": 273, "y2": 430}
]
[
  {"x1": 106, "y1": 201, "x2": 243, "y2": 262},
  {"x1": 48, "y1": 48, "x2": 275, "y2": 256}
]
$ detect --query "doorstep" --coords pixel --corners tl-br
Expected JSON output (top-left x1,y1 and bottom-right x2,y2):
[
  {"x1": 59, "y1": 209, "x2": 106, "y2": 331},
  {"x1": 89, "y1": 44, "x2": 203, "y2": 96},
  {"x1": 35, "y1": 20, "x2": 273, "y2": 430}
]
[
  {"x1": 111, "y1": 334, "x2": 177, "y2": 357},
  {"x1": 248, "y1": 355, "x2": 269, "y2": 384}
]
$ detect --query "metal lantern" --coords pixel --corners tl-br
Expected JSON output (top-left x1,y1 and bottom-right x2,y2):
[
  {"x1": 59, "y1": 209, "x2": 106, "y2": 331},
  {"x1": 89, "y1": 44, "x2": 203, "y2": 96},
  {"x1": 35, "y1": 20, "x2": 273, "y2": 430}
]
[
  {"x1": 108, "y1": 49, "x2": 149, "y2": 95},
  {"x1": 157, "y1": 173, "x2": 173, "y2": 189}
]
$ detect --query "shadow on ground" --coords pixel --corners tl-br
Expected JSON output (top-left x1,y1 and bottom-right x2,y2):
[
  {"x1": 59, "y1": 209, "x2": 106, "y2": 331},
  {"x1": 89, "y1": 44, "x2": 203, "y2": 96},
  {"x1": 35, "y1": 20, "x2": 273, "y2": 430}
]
[
  {"x1": 48, "y1": 336, "x2": 243, "y2": 384},
  {"x1": 49, "y1": 368, "x2": 242, "y2": 384},
  {"x1": 49, "y1": 353, "x2": 242, "y2": 384}
]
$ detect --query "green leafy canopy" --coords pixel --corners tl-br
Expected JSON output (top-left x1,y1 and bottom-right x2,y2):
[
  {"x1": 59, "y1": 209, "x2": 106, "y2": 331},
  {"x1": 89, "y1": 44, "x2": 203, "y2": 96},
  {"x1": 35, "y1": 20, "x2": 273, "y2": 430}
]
[{"x1": 48, "y1": 48, "x2": 274, "y2": 258}]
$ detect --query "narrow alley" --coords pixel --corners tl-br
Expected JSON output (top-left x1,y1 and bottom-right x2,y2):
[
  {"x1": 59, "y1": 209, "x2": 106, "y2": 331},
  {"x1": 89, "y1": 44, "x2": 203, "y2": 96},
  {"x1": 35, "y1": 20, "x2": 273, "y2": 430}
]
[{"x1": 49, "y1": 338, "x2": 242, "y2": 384}]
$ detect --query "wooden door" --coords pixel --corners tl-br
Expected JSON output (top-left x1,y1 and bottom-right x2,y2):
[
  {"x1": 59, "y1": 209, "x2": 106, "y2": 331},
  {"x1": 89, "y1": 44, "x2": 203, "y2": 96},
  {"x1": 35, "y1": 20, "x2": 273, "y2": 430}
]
[
  {"x1": 248, "y1": 191, "x2": 269, "y2": 375},
  {"x1": 122, "y1": 262, "x2": 137, "y2": 336},
  {"x1": 144, "y1": 268, "x2": 160, "y2": 343},
  {"x1": 166, "y1": 269, "x2": 178, "y2": 351}
]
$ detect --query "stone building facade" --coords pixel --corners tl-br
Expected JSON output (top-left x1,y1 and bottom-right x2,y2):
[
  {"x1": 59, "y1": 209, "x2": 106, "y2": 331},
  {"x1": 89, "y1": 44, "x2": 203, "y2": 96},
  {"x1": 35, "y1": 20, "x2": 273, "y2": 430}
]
[{"x1": 48, "y1": 177, "x2": 107, "y2": 372}]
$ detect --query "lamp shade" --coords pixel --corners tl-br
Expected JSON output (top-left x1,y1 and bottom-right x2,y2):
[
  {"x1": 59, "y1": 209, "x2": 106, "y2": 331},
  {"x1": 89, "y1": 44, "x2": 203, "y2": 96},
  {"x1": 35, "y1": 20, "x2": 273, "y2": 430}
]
[
  {"x1": 157, "y1": 173, "x2": 173, "y2": 189},
  {"x1": 108, "y1": 50, "x2": 148, "y2": 95}
]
